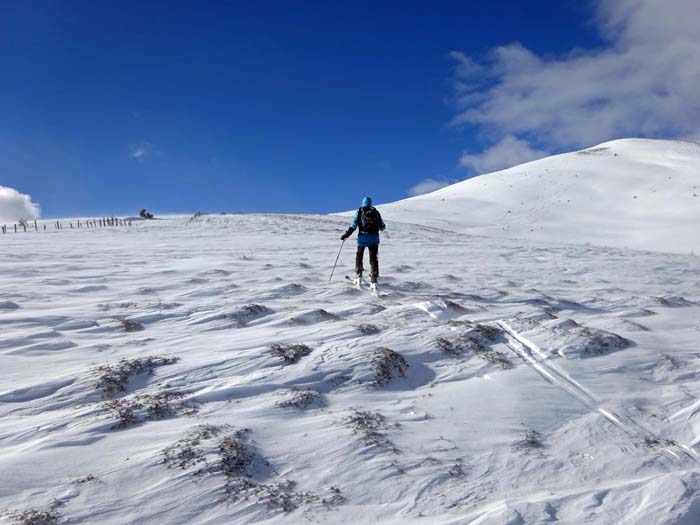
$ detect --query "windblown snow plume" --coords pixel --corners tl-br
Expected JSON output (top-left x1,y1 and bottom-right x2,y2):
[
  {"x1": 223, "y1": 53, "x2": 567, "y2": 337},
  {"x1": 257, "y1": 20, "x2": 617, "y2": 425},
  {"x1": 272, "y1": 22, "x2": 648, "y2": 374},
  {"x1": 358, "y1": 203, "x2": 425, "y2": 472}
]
[{"x1": 0, "y1": 186, "x2": 40, "y2": 222}]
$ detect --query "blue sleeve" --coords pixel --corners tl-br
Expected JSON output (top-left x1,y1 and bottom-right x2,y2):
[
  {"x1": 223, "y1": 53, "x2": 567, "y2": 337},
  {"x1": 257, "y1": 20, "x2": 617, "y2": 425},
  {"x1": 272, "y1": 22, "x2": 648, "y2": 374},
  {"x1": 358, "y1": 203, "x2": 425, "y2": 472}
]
[{"x1": 350, "y1": 210, "x2": 359, "y2": 229}]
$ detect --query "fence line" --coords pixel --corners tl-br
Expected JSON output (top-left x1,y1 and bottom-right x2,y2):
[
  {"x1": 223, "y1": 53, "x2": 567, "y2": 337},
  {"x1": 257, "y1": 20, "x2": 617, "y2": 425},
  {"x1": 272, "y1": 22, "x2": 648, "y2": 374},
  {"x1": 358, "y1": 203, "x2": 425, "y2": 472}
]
[{"x1": 1, "y1": 217, "x2": 133, "y2": 236}]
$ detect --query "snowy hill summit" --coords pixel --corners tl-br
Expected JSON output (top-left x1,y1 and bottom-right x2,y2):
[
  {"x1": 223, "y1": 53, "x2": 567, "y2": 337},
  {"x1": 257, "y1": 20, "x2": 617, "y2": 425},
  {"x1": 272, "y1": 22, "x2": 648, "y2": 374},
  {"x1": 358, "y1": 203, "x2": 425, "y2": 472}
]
[{"x1": 384, "y1": 139, "x2": 700, "y2": 254}]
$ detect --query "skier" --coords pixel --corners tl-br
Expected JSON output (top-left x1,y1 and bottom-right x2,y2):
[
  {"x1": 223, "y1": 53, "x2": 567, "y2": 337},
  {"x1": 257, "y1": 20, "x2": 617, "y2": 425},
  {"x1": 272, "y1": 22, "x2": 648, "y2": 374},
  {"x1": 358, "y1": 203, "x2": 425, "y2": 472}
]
[{"x1": 340, "y1": 196, "x2": 386, "y2": 287}]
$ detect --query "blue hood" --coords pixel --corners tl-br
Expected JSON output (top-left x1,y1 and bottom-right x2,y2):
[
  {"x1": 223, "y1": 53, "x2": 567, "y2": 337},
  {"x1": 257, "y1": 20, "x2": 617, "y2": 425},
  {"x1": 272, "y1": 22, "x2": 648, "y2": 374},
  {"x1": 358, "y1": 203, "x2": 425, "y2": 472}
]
[{"x1": 362, "y1": 196, "x2": 372, "y2": 207}]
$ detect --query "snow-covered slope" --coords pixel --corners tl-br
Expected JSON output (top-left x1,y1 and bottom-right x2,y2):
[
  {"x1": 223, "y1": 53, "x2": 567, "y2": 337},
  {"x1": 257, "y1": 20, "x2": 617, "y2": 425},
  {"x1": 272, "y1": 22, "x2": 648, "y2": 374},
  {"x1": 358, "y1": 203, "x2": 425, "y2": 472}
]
[
  {"x1": 2, "y1": 215, "x2": 700, "y2": 524},
  {"x1": 383, "y1": 139, "x2": 700, "y2": 254}
]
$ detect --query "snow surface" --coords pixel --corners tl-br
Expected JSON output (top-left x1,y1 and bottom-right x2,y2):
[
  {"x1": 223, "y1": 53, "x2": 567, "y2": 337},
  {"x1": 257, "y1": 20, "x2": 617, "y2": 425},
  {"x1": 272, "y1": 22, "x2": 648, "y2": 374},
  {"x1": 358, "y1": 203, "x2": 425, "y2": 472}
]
[
  {"x1": 2, "y1": 211, "x2": 700, "y2": 524},
  {"x1": 381, "y1": 139, "x2": 700, "y2": 255}
]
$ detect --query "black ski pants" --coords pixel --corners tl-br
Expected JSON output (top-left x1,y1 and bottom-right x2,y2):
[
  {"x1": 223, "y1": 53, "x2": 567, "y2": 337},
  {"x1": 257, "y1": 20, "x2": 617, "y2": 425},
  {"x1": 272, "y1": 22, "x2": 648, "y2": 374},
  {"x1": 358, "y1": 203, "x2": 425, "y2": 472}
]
[{"x1": 355, "y1": 245, "x2": 379, "y2": 277}]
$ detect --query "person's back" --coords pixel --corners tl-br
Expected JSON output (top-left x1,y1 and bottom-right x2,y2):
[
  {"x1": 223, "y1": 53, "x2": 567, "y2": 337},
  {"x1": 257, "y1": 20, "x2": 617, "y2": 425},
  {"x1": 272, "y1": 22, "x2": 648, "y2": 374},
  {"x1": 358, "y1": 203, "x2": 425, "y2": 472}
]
[{"x1": 341, "y1": 196, "x2": 386, "y2": 286}]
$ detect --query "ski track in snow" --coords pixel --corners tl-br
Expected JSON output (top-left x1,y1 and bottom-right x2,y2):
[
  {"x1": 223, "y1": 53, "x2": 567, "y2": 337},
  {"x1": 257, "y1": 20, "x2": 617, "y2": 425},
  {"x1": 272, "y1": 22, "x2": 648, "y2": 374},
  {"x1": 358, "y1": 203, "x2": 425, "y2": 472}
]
[
  {"x1": 1, "y1": 213, "x2": 700, "y2": 524},
  {"x1": 498, "y1": 321, "x2": 698, "y2": 465}
]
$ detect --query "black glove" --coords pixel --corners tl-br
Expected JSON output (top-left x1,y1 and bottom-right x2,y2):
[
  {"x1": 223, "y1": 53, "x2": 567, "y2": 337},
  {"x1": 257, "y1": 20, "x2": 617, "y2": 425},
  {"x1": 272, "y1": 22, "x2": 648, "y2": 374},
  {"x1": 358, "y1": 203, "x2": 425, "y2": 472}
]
[{"x1": 341, "y1": 233, "x2": 349, "y2": 241}]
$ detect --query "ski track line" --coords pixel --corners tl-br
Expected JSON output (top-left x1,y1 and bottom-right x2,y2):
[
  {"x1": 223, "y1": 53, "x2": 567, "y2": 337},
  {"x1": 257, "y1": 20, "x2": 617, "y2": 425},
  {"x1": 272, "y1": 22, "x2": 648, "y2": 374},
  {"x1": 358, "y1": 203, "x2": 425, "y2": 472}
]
[{"x1": 496, "y1": 320, "x2": 698, "y2": 465}]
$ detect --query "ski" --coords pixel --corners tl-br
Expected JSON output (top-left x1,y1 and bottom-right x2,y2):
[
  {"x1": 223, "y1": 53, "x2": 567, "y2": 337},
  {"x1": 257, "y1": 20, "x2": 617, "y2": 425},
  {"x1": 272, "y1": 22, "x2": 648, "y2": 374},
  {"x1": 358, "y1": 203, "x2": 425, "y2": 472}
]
[
  {"x1": 345, "y1": 275, "x2": 364, "y2": 288},
  {"x1": 345, "y1": 275, "x2": 382, "y2": 299}
]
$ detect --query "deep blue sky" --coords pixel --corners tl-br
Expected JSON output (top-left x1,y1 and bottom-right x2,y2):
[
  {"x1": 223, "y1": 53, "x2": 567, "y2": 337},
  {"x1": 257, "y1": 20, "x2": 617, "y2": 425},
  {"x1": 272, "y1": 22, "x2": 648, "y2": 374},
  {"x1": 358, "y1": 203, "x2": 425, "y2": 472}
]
[{"x1": 0, "y1": 0, "x2": 601, "y2": 217}]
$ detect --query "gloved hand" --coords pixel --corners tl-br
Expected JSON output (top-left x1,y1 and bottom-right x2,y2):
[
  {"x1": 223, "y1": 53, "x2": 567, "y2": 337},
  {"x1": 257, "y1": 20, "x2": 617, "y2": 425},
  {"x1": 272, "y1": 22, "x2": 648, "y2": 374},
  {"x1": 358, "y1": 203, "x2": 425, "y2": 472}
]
[{"x1": 341, "y1": 233, "x2": 349, "y2": 241}]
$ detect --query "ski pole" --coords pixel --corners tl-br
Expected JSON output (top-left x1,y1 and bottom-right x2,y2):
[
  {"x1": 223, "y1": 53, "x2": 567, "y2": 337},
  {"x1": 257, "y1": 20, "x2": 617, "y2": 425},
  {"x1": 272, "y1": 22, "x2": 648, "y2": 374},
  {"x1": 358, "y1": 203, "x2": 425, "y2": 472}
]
[{"x1": 327, "y1": 239, "x2": 345, "y2": 286}]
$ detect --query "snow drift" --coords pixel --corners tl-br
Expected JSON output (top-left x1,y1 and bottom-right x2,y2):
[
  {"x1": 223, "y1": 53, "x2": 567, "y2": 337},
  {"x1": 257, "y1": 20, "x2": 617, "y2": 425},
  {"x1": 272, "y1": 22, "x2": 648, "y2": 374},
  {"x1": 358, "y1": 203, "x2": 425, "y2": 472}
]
[
  {"x1": 0, "y1": 186, "x2": 41, "y2": 223},
  {"x1": 1, "y1": 214, "x2": 700, "y2": 524},
  {"x1": 384, "y1": 139, "x2": 700, "y2": 254}
]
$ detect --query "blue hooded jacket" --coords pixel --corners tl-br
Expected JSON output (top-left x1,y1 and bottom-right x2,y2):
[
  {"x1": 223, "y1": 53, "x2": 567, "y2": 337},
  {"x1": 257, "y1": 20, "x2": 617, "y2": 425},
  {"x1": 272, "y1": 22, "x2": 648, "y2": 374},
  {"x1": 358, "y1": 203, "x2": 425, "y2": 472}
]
[{"x1": 349, "y1": 197, "x2": 386, "y2": 247}]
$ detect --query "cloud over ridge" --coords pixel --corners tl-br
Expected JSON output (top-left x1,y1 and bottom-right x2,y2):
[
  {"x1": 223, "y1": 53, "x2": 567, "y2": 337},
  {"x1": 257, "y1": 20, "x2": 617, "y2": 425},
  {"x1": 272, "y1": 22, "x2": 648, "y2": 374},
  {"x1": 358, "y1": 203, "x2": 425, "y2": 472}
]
[
  {"x1": 408, "y1": 178, "x2": 454, "y2": 197},
  {"x1": 0, "y1": 186, "x2": 41, "y2": 222},
  {"x1": 452, "y1": 0, "x2": 700, "y2": 173}
]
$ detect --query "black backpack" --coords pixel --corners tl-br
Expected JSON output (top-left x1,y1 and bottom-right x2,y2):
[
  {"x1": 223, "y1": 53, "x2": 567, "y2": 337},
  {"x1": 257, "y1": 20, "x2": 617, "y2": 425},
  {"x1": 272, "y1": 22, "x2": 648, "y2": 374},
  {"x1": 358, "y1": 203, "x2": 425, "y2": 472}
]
[{"x1": 358, "y1": 206, "x2": 381, "y2": 234}]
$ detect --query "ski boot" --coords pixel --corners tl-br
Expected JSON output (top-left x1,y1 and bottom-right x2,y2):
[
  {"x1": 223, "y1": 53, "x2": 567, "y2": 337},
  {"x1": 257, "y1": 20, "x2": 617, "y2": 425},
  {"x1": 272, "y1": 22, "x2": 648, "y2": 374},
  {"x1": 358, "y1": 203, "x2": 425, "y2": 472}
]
[
  {"x1": 353, "y1": 272, "x2": 364, "y2": 287},
  {"x1": 369, "y1": 274, "x2": 378, "y2": 294}
]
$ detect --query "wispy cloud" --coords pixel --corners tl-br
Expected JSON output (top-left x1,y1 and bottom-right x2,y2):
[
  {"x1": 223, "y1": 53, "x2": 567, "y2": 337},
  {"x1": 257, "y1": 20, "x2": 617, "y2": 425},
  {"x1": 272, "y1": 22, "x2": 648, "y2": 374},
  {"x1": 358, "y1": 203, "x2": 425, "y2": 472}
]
[
  {"x1": 451, "y1": 0, "x2": 700, "y2": 173},
  {"x1": 128, "y1": 142, "x2": 155, "y2": 163},
  {"x1": 459, "y1": 136, "x2": 549, "y2": 173},
  {"x1": 408, "y1": 177, "x2": 454, "y2": 197},
  {"x1": 0, "y1": 186, "x2": 41, "y2": 222}
]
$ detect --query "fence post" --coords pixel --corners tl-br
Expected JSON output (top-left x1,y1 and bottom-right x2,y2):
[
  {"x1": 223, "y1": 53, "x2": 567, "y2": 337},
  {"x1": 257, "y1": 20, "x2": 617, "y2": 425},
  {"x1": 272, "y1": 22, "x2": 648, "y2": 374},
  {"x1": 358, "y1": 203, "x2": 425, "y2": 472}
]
[
  {"x1": 14, "y1": 224, "x2": 17, "y2": 233},
  {"x1": 34, "y1": 220, "x2": 38, "y2": 231},
  {"x1": 44, "y1": 224, "x2": 47, "y2": 231}
]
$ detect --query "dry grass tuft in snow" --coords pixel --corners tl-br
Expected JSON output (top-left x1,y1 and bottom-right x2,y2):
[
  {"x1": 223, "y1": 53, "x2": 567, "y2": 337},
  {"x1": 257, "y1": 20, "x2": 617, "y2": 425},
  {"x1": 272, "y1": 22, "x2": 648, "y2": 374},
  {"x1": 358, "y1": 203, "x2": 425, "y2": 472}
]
[
  {"x1": 163, "y1": 425, "x2": 223, "y2": 470},
  {"x1": 94, "y1": 356, "x2": 180, "y2": 397},
  {"x1": 356, "y1": 323, "x2": 381, "y2": 335},
  {"x1": 289, "y1": 309, "x2": 339, "y2": 325},
  {"x1": 434, "y1": 336, "x2": 473, "y2": 356},
  {"x1": 345, "y1": 409, "x2": 398, "y2": 451},
  {"x1": 163, "y1": 426, "x2": 339, "y2": 513},
  {"x1": 370, "y1": 347, "x2": 409, "y2": 386},
  {"x1": 218, "y1": 430, "x2": 257, "y2": 478},
  {"x1": 518, "y1": 429, "x2": 544, "y2": 449},
  {"x1": 477, "y1": 350, "x2": 514, "y2": 370},
  {"x1": 643, "y1": 436, "x2": 679, "y2": 449},
  {"x1": 97, "y1": 302, "x2": 138, "y2": 312},
  {"x1": 104, "y1": 391, "x2": 196, "y2": 429},
  {"x1": 270, "y1": 343, "x2": 312, "y2": 364},
  {"x1": 276, "y1": 388, "x2": 324, "y2": 410},
  {"x1": 117, "y1": 318, "x2": 145, "y2": 332},
  {"x1": 71, "y1": 474, "x2": 96, "y2": 485},
  {"x1": 229, "y1": 304, "x2": 271, "y2": 326},
  {"x1": 435, "y1": 323, "x2": 512, "y2": 369},
  {"x1": 445, "y1": 320, "x2": 504, "y2": 345},
  {"x1": 7, "y1": 508, "x2": 62, "y2": 525},
  {"x1": 554, "y1": 321, "x2": 633, "y2": 357},
  {"x1": 219, "y1": 443, "x2": 337, "y2": 513},
  {"x1": 463, "y1": 322, "x2": 504, "y2": 343}
]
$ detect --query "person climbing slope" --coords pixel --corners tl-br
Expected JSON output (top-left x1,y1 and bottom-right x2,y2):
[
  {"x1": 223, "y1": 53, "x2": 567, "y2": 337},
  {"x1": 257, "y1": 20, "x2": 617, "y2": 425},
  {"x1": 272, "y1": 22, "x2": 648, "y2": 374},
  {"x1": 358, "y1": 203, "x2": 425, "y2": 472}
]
[{"x1": 341, "y1": 196, "x2": 386, "y2": 288}]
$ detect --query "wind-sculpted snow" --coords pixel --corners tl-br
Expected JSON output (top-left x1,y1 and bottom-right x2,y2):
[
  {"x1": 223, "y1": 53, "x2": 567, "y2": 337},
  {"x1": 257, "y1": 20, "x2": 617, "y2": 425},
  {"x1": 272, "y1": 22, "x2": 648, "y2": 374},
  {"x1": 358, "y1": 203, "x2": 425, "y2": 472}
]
[{"x1": 1, "y1": 213, "x2": 700, "y2": 524}]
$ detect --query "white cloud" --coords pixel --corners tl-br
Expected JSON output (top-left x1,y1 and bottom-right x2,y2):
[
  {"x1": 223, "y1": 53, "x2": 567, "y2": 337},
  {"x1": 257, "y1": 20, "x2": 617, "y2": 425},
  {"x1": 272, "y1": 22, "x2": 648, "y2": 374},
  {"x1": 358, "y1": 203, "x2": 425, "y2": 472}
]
[
  {"x1": 451, "y1": 0, "x2": 700, "y2": 166},
  {"x1": 459, "y1": 136, "x2": 549, "y2": 174},
  {"x1": 0, "y1": 186, "x2": 41, "y2": 222},
  {"x1": 129, "y1": 142, "x2": 154, "y2": 162},
  {"x1": 408, "y1": 178, "x2": 454, "y2": 197}
]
